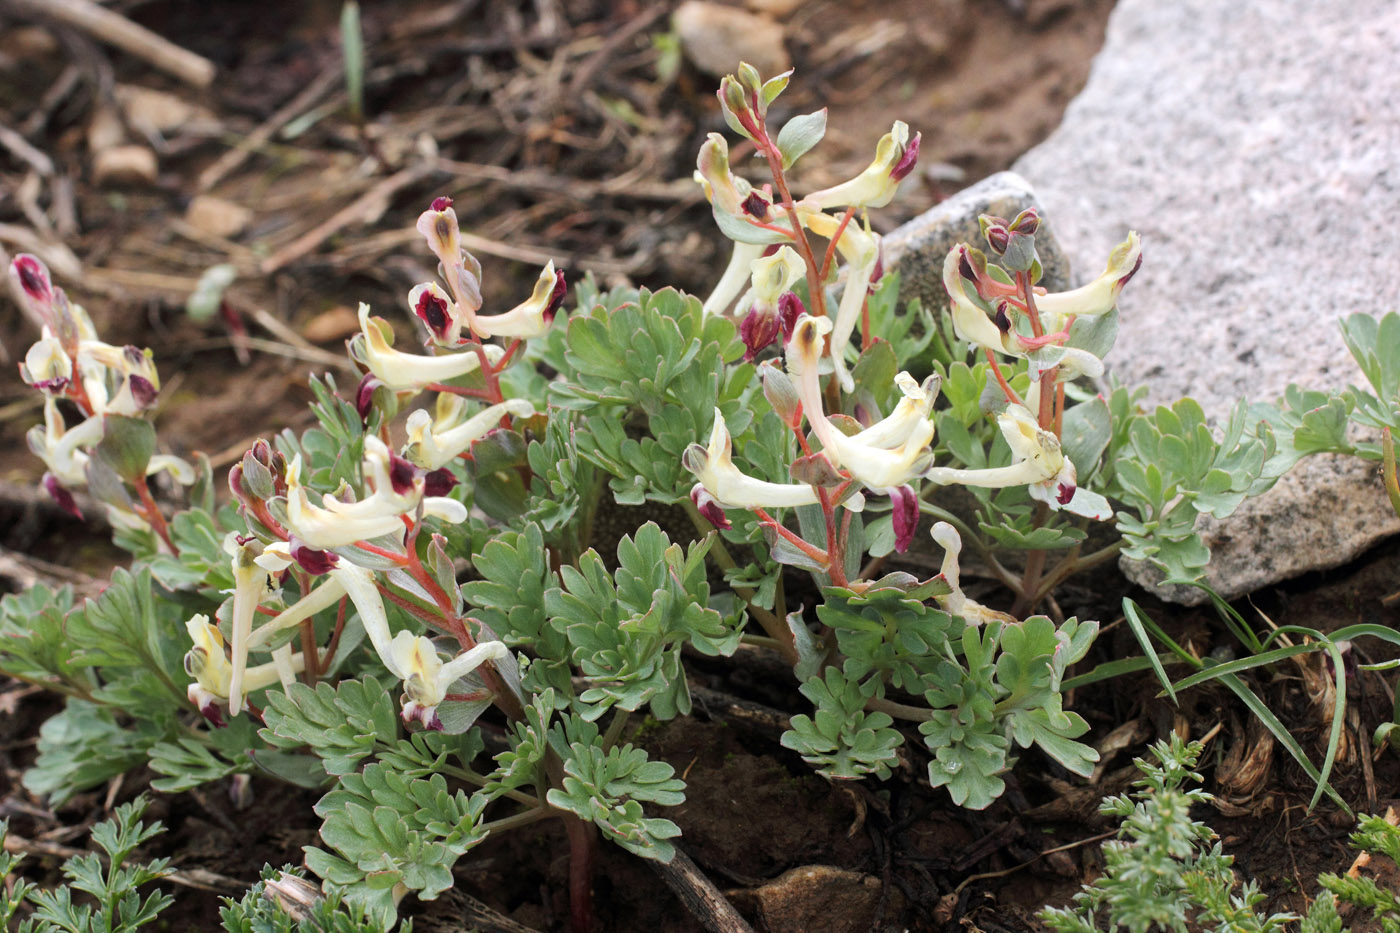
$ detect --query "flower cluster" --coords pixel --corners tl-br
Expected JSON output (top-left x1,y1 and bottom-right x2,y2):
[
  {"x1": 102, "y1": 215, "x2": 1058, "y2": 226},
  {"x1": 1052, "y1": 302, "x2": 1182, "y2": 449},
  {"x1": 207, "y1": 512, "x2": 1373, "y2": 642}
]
[
  {"x1": 10, "y1": 254, "x2": 192, "y2": 539},
  {"x1": 683, "y1": 62, "x2": 1139, "y2": 595},
  {"x1": 181, "y1": 196, "x2": 565, "y2": 730}
]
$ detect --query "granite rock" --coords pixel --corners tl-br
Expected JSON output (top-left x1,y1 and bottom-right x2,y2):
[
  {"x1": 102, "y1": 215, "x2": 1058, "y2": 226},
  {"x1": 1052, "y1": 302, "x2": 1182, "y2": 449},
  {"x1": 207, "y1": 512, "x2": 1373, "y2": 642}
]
[
  {"x1": 1010, "y1": 0, "x2": 1400, "y2": 602},
  {"x1": 882, "y1": 171, "x2": 1070, "y2": 317}
]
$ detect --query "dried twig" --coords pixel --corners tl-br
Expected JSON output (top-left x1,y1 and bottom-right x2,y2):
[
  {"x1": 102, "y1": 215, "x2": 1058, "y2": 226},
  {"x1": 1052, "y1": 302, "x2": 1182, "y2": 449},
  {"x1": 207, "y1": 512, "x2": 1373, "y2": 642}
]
[
  {"x1": 0, "y1": 122, "x2": 54, "y2": 176},
  {"x1": 258, "y1": 162, "x2": 437, "y2": 275},
  {"x1": 197, "y1": 68, "x2": 340, "y2": 192},
  {"x1": 2, "y1": 0, "x2": 214, "y2": 88},
  {"x1": 3, "y1": 833, "x2": 246, "y2": 893},
  {"x1": 647, "y1": 844, "x2": 756, "y2": 933}
]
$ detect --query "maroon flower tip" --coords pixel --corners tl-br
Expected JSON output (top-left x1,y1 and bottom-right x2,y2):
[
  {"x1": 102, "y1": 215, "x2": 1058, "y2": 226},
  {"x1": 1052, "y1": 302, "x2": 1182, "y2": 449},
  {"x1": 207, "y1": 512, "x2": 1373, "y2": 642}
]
[
  {"x1": 355, "y1": 373, "x2": 380, "y2": 423},
  {"x1": 868, "y1": 250, "x2": 885, "y2": 289},
  {"x1": 430, "y1": 196, "x2": 453, "y2": 212},
  {"x1": 414, "y1": 288, "x2": 452, "y2": 341},
  {"x1": 777, "y1": 292, "x2": 805, "y2": 342},
  {"x1": 985, "y1": 225, "x2": 1010, "y2": 255},
  {"x1": 739, "y1": 304, "x2": 780, "y2": 362},
  {"x1": 890, "y1": 132, "x2": 921, "y2": 182},
  {"x1": 388, "y1": 451, "x2": 420, "y2": 496},
  {"x1": 957, "y1": 248, "x2": 977, "y2": 283},
  {"x1": 544, "y1": 269, "x2": 568, "y2": 323},
  {"x1": 31, "y1": 376, "x2": 70, "y2": 393},
  {"x1": 12, "y1": 254, "x2": 52, "y2": 304},
  {"x1": 691, "y1": 486, "x2": 731, "y2": 531},
  {"x1": 128, "y1": 375, "x2": 157, "y2": 409},
  {"x1": 423, "y1": 467, "x2": 459, "y2": 498},
  {"x1": 741, "y1": 191, "x2": 771, "y2": 220},
  {"x1": 1055, "y1": 483, "x2": 1075, "y2": 505},
  {"x1": 199, "y1": 701, "x2": 226, "y2": 728},
  {"x1": 42, "y1": 474, "x2": 83, "y2": 520},
  {"x1": 994, "y1": 301, "x2": 1012, "y2": 334},
  {"x1": 1009, "y1": 207, "x2": 1040, "y2": 235},
  {"x1": 1120, "y1": 251, "x2": 1144, "y2": 288},
  {"x1": 251, "y1": 438, "x2": 272, "y2": 465},
  {"x1": 289, "y1": 537, "x2": 339, "y2": 575},
  {"x1": 891, "y1": 485, "x2": 918, "y2": 553},
  {"x1": 227, "y1": 462, "x2": 246, "y2": 499}
]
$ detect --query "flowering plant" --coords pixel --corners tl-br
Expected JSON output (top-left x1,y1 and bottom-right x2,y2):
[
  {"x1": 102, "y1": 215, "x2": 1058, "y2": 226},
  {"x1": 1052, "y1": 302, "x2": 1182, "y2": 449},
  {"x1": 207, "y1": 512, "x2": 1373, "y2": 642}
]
[{"x1": 0, "y1": 64, "x2": 1291, "y2": 929}]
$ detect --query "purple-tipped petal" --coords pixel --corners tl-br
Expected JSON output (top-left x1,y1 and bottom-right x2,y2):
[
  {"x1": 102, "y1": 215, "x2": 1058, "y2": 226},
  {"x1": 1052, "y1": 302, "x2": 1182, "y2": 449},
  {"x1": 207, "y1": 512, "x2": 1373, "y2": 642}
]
[
  {"x1": 777, "y1": 292, "x2": 805, "y2": 343},
  {"x1": 1119, "y1": 251, "x2": 1144, "y2": 288},
  {"x1": 544, "y1": 269, "x2": 568, "y2": 324},
  {"x1": 128, "y1": 375, "x2": 157, "y2": 409},
  {"x1": 42, "y1": 473, "x2": 83, "y2": 520},
  {"x1": 289, "y1": 536, "x2": 339, "y2": 575},
  {"x1": 388, "y1": 451, "x2": 419, "y2": 496},
  {"x1": 891, "y1": 485, "x2": 919, "y2": 553},
  {"x1": 890, "y1": 132, "x2": 921, "y2": 182},
  {"x1": 741, "y1": 191, "x2": 771, "y2": 219},
  {"x1": 430, "y1": 196, "x2": 453, "y2": 212},
  {"x1": 354, "y1": 373, "x2": 380, "y2": 423},
  {"x1": 414, "y1": 288, "x2": 452, "y2": 341},
  {"x1": 994, "y1": 301, "x2": 1012, "y2": 334},
  {"x1": 423, "y1": 467, "x2": 459, "y2": 498},
  {"x1": 740, "y1": 304, "x2": 780, "y2": 362},
  {"x1": 691, "y1": 484, "x2": 731, "y2": 530},
  {"x1": 1055, "y1": 482, "x2": 1075, "y2": 505}
]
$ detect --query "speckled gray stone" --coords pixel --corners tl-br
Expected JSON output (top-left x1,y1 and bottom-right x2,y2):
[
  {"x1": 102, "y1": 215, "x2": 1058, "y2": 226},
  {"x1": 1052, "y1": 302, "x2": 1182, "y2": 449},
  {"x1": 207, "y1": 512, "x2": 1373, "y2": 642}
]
[
  {"x1": 882, "y1": 171, "x2": 1070, "y2": 316},
  {"x1": 1012, "y1": 0, "x2": 1400, "y2": 602}
]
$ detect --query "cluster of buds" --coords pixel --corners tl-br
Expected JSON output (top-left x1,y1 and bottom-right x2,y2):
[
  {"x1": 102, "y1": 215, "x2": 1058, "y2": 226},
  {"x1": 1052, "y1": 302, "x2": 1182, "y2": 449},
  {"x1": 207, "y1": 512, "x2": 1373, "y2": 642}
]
[{"x1": 10, "y1": 254, "x2": 192, "y2": 535}]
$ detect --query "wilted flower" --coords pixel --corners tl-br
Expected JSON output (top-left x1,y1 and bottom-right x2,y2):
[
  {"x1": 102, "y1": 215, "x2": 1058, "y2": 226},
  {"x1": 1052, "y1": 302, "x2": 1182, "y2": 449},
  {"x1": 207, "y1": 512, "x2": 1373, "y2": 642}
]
[{"x1": 928, "y1": 523, "x2": 1016, "y2": 626}]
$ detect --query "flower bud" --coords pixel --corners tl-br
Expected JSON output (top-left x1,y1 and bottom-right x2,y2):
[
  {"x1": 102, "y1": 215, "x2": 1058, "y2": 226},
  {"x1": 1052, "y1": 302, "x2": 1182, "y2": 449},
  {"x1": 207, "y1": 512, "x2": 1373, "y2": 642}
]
[
  {"x1": 980, "y1": 215, "x2": 1011, "y2": 255},
  {"x1": 760, "y1": 360, "x2": 802, "y2": 427},
  {"x1": 263, "y1": 872, "x2": 323, "y2": 922},
  {"x1": 718, "y1": 75, "x2": 758, "y2": 139},
  {"x1": 10, "y1": 254, "x2": 55, "y2": 327},
  {"x1": 1008, "y1": 207, "x2": 1040, "y2": 236}
]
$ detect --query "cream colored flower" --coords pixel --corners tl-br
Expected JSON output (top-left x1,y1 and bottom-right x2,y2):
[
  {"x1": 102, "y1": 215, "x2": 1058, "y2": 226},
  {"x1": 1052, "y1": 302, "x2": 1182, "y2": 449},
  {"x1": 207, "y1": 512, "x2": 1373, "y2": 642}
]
[
  {"x1": 801, "y1": 211, "x2": 880, "y2": 392},
  {"x1": 470, "y1": 262, "x2": 565, "y2": 340},
  {"x1": 385, "y1": 632, "x2": 509, "y2": 729},
  {"x1": 803, "y1": 121, "x2": 920, "y2": 211},
  {"x1": 403, "y1": 395, "x2": 535, "y2": 470},
  {"x1": 1034, "y1": 232, "x2": 1142, "y2": 319},
  {"x1": 349, "y1": 303, "x2": 504, "y2": 393},
  {"x1": 683, "y1": 409, "x2": 821, "y2": 528},
  {"x1": 925, "y1": 404, "x2": 1112, "y2": 520},
  {"x1": 786, "y1": 315, "x2": 935, "y2": 490}
]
